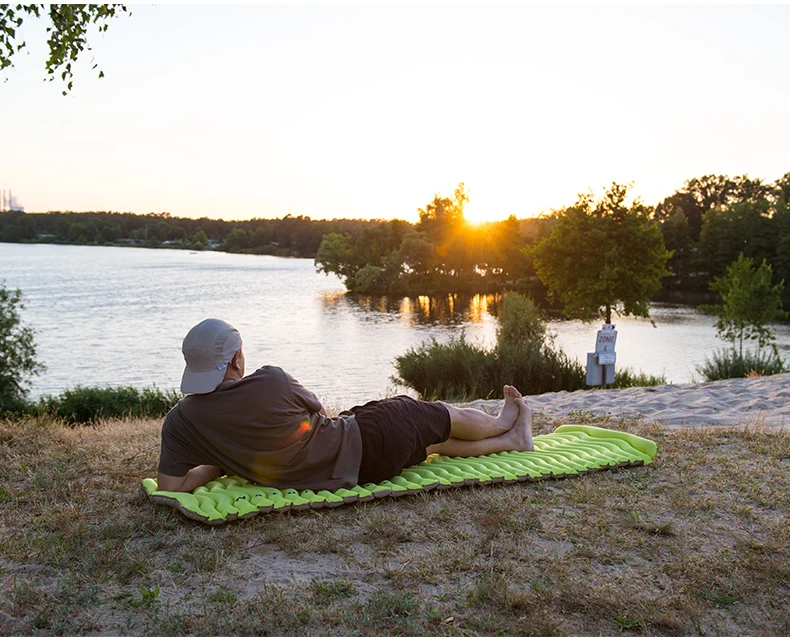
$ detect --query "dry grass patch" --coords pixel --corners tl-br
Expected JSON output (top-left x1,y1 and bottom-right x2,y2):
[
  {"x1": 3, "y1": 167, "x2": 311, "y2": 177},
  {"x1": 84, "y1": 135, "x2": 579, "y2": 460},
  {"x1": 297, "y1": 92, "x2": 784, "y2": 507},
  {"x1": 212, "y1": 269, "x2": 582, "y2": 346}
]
[{"x1": 1, "y1": 412, "x2": 789, "y2": 635}]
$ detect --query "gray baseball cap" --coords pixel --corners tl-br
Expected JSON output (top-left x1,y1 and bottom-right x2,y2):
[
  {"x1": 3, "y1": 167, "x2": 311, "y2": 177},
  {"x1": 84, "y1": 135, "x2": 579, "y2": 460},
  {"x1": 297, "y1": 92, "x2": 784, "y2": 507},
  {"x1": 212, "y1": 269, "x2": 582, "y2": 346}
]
[{"x1": 180, "y1": 318, "x2": 243, "y2": 394}]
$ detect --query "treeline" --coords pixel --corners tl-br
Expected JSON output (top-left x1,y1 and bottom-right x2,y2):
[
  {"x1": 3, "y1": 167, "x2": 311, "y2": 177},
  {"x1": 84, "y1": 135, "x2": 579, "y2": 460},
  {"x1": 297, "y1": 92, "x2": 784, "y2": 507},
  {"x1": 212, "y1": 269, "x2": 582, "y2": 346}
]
[
  {"x1": 0, "y1": 210, "x2": 386, "y2": 258},
  {"x1": 2, "y1": 171, "x2": 789, "y2": 299},
  {"x1": 315, "y1": 184, "x2": 533, "y2": 294},
  {"x1": 315, "y1": 174, "x2": 790, "y2": 297}
]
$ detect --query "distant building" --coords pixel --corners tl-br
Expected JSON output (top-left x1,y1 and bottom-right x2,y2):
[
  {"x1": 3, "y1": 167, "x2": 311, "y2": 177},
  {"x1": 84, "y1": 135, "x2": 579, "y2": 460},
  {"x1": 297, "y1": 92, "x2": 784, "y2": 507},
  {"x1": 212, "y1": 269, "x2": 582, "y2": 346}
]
[{"x1": 0, "y1": 189, "x2": 24, "y2": 212}]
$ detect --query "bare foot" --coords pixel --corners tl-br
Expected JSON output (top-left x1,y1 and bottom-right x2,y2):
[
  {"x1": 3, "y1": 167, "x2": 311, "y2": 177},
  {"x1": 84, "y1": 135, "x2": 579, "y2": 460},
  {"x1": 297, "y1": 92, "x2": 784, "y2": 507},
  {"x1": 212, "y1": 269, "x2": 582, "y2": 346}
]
[
  {"x1": 505, "y1": 398, "x2": 534, "y2": 451},
  {"x1": 496, "y1": 385, "x2": 523, "y2": 431}
]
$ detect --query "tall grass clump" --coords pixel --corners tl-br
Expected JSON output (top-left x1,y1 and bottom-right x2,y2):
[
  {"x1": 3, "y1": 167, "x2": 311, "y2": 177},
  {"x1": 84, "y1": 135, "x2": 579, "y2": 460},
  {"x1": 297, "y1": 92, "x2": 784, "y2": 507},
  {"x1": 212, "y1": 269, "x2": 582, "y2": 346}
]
[
  {"x1": 697, "y1": 349, "x2": 785, "y2": 382},
  {"x1": 395, "y1": 293, "x2": 586, "y2": 400},
  {"x1": 614, "y1": 368, "x2": 666, "y2": 388},
  {"x1": 38, "y1": 385, "x2": 182, "y2": 424}
]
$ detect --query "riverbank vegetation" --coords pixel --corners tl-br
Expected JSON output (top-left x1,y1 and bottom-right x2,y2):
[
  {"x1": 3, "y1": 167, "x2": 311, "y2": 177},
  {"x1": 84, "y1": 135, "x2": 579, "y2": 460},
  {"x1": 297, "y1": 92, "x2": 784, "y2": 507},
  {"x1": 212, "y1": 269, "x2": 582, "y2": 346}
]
[
  {"x1": 1, "y1": 411, "x2": 787, "y2": 635},
  {"x1": 1, "y1": 384, "x2": 181, "y2": 423},
  {"x1": 395, "y1": 293, "x2": 665, "y2": 400}
]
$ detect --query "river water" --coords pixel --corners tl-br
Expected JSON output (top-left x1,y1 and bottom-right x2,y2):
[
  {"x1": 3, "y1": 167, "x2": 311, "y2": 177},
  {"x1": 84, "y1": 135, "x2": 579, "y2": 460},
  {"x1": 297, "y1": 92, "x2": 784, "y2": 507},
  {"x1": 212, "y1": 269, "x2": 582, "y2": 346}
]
[{"x1": 2, "y1": 243, "x2": 789, "y2": 406}]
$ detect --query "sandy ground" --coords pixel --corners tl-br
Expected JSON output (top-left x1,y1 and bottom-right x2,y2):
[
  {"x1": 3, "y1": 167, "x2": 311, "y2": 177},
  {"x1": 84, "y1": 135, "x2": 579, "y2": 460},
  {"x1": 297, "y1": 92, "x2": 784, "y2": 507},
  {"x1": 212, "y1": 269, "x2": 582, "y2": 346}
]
[{"x1": 462, "y1": 373, "x2": 790, "y2": 428}]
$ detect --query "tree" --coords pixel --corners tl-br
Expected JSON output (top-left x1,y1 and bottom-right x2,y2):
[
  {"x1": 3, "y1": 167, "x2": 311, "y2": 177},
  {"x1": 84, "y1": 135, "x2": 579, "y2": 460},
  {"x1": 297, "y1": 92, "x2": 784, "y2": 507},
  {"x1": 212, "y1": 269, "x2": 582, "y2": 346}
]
[
  {"x1": 315, "y1": 232, "x2": 356, "y2": 284},
  {"x1": 774, "y1": 172, "x2": 790, "y2": 204},
  {"x1": 660, "y1": 211, "x2": 696, "y2": 289},
  {"x1": 417, "y1": 182, "x2": 469, "y2": 245},
  {"x1": 0, "y1": 283, "x2": 44, "y2": 412},
  {"x1": 0, "y1": 4, "x2": 130, "y2": 94},
  {"x1": 698, "y1": 199, "x2": 776, "y2": 281},
  {"x1": 654, "y1": 174, "x2": 768, "y2": 243},
  {"x1": 533, "y1": 183, "x2": 671, "y2": 324},
  {"x1": 706, "y1": 254, "x2": 787, "y2": 357}
]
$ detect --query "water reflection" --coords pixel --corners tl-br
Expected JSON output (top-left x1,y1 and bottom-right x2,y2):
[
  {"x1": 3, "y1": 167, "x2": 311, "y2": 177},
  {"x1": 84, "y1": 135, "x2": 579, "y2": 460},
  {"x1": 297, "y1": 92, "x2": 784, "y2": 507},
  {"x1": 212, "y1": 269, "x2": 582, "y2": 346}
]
[{"x1": 320, "y1": 291, "x2": 503, "y2": 327}]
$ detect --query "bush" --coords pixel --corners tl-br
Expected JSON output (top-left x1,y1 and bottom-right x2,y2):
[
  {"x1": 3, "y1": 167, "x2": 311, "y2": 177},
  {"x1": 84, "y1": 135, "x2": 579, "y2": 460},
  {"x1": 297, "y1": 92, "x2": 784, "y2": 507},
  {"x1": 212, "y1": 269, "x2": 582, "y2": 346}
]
[
  {"x1": 393, "y1": 334, "x2": 494, "y2": 401},
  {"x1": 0, "y1": 284, "x2": 44, "y2": 415},
  {"x1": 496, "y1": 292, "x2": 545, "y2": 347},
  {"x1": 38, "y1": 385, "x2": 182, "y2": 424},
  {"x1": 697, "y1": 349, "x2": 785, "y2": 382},
  {"x1": 613, "y1": 368, "x2": 666, "y2": 388},
  {"x1": 493, "y1": 340, "x2": 586, "y2": 396}
]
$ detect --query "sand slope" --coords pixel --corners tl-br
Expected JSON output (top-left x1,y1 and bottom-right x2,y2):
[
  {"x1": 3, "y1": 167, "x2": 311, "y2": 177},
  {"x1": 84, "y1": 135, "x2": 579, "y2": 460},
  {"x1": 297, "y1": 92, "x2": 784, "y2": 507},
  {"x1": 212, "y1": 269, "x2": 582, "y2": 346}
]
[{"x1": 463, "y1": 373, "x2": 790, "y2": 428}]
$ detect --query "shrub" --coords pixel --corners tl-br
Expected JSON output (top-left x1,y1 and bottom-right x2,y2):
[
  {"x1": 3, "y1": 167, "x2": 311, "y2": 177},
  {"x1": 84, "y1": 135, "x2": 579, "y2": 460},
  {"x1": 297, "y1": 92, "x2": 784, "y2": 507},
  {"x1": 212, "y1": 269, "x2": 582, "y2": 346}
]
[
  {"x1": 0, "y1": 284, "x2": 45, "y2": 415},
  {"x1": 38, "y1": 385, "x2": 182, "y2": 424},
  {"x1": 496, "y1": 292, "x2": 545, "y2": 347},
  {"x1": 697, "y1": 349, "x2": 785, "y2": 382},
  {"x1": 393, "y1": 334, "x2": 494, "y2": 401},
  {"x1": 613, "y1": 368, "x2": 666, "y2": 388},
  {"x1": 493, "y1": 340, "x2": 586, "y2": 396}
]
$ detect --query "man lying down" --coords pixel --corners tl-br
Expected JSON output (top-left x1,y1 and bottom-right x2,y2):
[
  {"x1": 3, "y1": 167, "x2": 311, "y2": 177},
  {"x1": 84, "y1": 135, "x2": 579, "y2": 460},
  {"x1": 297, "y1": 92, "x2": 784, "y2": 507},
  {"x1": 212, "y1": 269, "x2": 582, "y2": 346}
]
[{"x1": 157, "y1": 318, "x2": 534, "y2": 493}]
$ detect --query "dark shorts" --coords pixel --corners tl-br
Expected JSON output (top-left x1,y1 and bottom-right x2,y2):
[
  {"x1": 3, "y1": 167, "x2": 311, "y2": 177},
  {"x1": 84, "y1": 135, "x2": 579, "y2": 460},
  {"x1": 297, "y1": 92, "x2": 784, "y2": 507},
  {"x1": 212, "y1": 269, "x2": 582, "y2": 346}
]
[{"x1": 351, "y1": 395, "x2": 451, "y2": 484}]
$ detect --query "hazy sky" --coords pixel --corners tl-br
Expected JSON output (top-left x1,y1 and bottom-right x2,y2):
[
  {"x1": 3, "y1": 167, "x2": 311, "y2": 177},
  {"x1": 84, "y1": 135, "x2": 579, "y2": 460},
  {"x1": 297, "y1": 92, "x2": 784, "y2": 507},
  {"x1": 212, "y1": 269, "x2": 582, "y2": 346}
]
[{"x1": 2, "y1": 4, "x2": 789, "y2": 223}]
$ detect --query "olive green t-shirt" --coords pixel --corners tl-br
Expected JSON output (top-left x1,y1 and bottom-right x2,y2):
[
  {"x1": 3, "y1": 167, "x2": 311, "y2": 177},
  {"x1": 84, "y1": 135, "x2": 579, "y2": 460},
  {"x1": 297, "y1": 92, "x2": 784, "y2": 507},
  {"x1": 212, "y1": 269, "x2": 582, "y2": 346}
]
[{"x1": 158, "y1": 366, "x2": 362, "y2": 490}]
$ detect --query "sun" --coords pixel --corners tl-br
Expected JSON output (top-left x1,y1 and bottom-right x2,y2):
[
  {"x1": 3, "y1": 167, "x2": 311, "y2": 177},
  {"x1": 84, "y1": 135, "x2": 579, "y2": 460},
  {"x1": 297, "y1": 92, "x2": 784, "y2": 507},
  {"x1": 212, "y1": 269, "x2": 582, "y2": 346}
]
[{"x1": 463, "y1": 200, "x2": 504, "y2": 225}]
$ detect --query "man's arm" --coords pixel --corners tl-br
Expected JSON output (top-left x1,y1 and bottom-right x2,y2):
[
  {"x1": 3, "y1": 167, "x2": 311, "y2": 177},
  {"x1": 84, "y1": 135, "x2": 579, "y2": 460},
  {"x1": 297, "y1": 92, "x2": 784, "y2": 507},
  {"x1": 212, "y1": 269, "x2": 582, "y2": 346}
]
[{"x1": 157, "y1": 465, "x2": 223, "y2": 493}]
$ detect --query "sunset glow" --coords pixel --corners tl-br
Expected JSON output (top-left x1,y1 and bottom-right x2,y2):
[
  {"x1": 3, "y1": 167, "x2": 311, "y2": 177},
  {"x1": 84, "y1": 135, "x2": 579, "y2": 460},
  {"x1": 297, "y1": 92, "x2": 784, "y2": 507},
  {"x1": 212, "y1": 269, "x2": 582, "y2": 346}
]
[{"x1": 1, "y1": 5, "x2": 788, "y2": 222}]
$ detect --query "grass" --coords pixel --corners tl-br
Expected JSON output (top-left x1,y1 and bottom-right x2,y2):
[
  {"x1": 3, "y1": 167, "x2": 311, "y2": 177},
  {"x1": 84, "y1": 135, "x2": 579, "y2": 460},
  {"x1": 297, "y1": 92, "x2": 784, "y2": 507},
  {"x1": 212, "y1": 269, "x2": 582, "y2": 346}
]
[
  {"x1": 697, "y1": 348, "x2": 785, "y2": 382},
  {"x1": 3, "y1": 385, "x2": 182, "y2": 424},
  {"x1": 0, "y1": 410, "x2": 789, "y2": 635}
]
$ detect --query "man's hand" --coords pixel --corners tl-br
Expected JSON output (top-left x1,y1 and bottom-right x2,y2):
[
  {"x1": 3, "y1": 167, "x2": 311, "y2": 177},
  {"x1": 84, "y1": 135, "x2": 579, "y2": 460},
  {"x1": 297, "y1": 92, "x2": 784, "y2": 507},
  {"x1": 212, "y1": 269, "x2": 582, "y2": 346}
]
[{"x1": 157, "y1": 465, "x2": 223, "y2": 493}]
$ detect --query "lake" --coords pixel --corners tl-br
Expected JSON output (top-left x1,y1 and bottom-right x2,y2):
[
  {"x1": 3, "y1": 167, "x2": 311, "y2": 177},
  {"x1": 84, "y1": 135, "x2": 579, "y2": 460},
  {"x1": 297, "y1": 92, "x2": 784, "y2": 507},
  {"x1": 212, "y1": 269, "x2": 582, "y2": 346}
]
[{"x1": 3, "y1": 243, "x2": 789, "y2": 406}]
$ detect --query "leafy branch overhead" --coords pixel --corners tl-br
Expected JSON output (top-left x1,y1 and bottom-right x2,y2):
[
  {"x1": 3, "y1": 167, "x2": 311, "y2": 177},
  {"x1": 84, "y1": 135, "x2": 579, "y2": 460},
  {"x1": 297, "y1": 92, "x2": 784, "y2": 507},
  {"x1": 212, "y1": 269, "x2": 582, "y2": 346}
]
[{"x1": 0, "y1": 3, "x2": 129, "y2": 94}]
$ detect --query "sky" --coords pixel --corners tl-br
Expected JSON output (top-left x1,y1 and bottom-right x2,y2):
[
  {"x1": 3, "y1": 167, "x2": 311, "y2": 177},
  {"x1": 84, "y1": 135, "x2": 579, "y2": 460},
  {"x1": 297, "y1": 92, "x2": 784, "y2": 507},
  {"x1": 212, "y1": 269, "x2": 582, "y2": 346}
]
[{"x1": 1, "y1": 4, "x2": 789, "y2": 224}]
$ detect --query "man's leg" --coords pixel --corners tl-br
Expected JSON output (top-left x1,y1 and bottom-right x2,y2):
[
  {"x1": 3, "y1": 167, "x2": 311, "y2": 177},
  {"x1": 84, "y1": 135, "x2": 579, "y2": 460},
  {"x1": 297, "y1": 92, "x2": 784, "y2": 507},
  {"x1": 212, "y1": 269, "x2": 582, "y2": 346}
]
[
  {"x1": 427, "y1": 398, "x2": 533, "y2": 457},
  {"x1": 436, "y1": 385, "x2": 523, "y2": 441}
]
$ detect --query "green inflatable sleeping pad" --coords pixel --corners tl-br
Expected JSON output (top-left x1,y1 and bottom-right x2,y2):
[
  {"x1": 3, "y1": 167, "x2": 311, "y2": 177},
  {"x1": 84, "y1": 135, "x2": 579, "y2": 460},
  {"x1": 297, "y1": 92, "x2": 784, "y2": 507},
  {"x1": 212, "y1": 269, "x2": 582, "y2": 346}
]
[{"x1": 141, "y1": 424, "x2": 658, "y2": 525}]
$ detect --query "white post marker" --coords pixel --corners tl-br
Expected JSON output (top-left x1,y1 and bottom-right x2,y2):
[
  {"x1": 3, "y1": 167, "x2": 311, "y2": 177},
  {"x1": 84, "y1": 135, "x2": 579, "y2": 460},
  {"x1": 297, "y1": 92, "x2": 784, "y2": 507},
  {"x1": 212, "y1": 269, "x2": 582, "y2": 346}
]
[{"x1": 586, "y1": 323, "x2": 617, "y2": 387}]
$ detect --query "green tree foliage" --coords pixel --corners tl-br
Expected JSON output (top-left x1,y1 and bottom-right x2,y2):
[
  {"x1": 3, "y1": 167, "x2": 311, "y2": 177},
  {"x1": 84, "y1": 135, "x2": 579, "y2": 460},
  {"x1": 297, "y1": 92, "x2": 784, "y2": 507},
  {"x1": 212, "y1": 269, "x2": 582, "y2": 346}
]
[
  {"x1": 0, "y1": 283, "x2": 44, "y2": 412},
  {"x1": 699, "y1": 200, "x2": 776, "y2": 280},
  {"x1": 655, "y1": 174, "x2": 771, "y2": 243},
  {"x1": 315, "y1": 232, "x2": 355, "y2": 282},
  {"x1": 191, "y1": 229, "x2": 209, "y2": 249},
  {"x1": 660, "y1": 211, "x2": 696, "y2": 290},
  {"x1": 0, "y1": 4, "x2": 130, "y2": 93},
  {"x1": 705, "y1": 253, "x2": 787, "y2": 357},
  {"x1": 533, "y1": 183, "x2": 671, "y2": 323},
  {"x1": 771, "y1": 190, "x2": 790, "y2": 285},
  {"x1": 774, "y1": 172, "x2": 790, "y2": 204}
]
